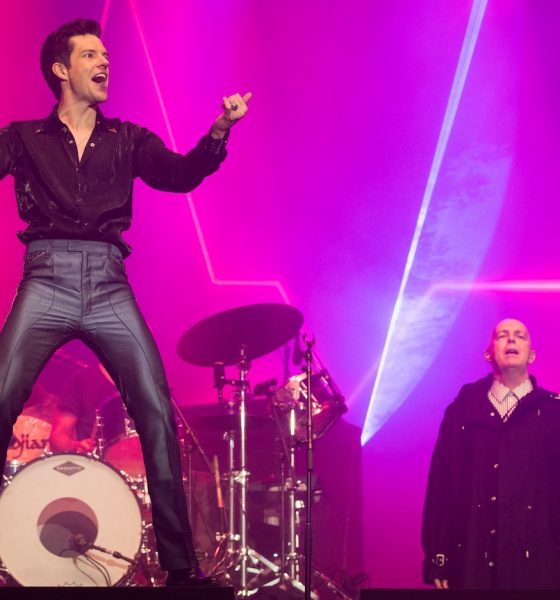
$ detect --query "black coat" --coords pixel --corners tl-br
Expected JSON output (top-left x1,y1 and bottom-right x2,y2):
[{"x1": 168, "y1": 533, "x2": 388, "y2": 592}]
[{"x1": 422, "y1": 374, "x2": 560, "y2": 589}]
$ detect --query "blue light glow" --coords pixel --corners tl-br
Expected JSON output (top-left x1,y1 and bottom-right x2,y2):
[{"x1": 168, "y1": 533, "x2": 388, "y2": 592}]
[{"x1": 361, "y1": 0, "x2": 490, "y2": 445}]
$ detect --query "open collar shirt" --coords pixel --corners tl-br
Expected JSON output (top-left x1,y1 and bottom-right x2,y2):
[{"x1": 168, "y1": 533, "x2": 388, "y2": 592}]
[{"x1": 0, "y1": 106, "x2": 227, "y2": 256}]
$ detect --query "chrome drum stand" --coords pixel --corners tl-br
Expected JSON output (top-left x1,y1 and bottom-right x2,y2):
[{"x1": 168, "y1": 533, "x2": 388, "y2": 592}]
[
  {"x1": 177, "y1": 304, "x2": 351, "y2": 599},
  {"x1": 209, "y1": 347, "x2": 298, "y2": 596}
]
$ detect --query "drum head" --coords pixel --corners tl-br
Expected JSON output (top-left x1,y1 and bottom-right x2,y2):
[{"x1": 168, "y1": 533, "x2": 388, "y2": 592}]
[{"x1": 0, "y1": 453, "x2": 142, "y2": 586}]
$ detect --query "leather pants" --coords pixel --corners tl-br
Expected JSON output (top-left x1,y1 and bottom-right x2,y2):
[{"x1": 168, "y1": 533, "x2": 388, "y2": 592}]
[{"x1": 0, "y1": 239, "x2": 196, "y2": 570}]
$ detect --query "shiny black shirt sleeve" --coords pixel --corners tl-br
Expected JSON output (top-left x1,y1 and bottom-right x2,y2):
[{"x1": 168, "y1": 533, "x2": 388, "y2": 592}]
[
  {"x1": 0, "y1": 125, "x2": 22, "y2": 181},
  {"x1": 132, "y1": 126, "x2": 228, "y2": 192}
]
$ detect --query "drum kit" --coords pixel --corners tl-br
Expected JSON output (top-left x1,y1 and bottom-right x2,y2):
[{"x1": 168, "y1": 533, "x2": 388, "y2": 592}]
[{"x1": 0, "y1": 303, "x2": 349, "y2": 597}]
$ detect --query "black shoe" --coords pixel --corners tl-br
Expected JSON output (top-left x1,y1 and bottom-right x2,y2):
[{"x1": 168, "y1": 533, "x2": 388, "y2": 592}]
[{"x1": 165, "y1": 566, "x2": 222, "y2": 587}]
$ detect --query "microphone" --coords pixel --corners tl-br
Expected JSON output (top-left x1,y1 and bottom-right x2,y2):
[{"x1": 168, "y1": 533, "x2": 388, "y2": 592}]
[{"x1": 69, "y1": 533, "x2": 92, "y2": 553}]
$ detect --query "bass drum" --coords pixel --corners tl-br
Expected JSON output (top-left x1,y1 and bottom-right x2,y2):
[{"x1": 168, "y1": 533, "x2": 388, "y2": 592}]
[{"x1": 0, "y1": 453, "x2": 143, "y2": 587}]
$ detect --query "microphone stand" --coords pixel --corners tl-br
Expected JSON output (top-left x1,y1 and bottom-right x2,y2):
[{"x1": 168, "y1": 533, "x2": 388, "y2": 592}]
[
  {"x1": 71, "y1": 536, "x2": 137, "y2": 565},
  {"x1": 88, "y1": 543, "x2": 137, "y2": 565}
]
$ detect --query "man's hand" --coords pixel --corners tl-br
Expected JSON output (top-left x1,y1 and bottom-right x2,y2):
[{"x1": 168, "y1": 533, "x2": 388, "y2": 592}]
[
  {"x1": 211, "y1": 92, "x2": 252, "y2": 139},
  {"x1": 434, "y1": 578, "x2": 449, "y2": 589},
  {"x1": 74, "y1": 438, "x2": 96, "y2": 453}
]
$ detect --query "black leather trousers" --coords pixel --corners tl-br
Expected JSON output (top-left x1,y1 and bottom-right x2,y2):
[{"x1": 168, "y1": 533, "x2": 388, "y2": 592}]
[{"x1": 0, "y1": 239, "x2": 196, "y2": 570}]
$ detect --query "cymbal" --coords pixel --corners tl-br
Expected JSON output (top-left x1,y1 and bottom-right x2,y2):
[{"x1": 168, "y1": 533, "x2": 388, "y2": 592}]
[
  {"x1": 189, "y1": 413, "x2": 273, "y2": 432},
  {"x1": 177, "y1": 303, "x2": 303, "y2": 367}
]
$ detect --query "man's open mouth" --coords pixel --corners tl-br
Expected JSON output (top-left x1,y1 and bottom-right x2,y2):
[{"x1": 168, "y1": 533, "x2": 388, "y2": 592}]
[
  {"x1": 505, "y1": 349, "x2": 519, "y2": 355},
  {"x1": 92, "y1": 73, "x2": 108, "y2": 84}
]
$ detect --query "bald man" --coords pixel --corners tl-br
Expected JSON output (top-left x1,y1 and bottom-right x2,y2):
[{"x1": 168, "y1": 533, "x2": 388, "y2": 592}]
[{"x1": 422, "y1": 319, "x2": 560, "y2": 589}]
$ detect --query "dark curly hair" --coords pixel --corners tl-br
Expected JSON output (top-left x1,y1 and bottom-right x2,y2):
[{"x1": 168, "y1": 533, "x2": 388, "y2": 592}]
[{"x1": 40, "y1": 19, "x2": 102, "y2": 99}]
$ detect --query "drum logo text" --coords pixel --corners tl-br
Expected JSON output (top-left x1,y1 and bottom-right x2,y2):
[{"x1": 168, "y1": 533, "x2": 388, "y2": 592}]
[
  {"x1": 8, "y1": 434, "x2": 49, "y2": 458},
  {"x1": 53, "y1": 461, "x2": 85, "y2": 476}
]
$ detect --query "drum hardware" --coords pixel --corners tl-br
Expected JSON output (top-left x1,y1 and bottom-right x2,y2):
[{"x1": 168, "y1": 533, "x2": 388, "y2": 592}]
[
  {"x1": 252, "y1": 377, "x2": 278, "y2": 397},
  {"x1": 123, "y1": 415, "x2": 135, "y2": 436},
  {"x1": 210, "y1": 345, "x2": 253, "y2": 594},
  {"x1": 267, "y1": 338, "x2": 351, "y2": 600},
  {"x1": 126, "y1": 475, "x2": 152, "y2": 511},
  {"x1": 176, "y1": 418, "x2": 194, "y2": 521},
  {"x1": 212, "y1": 540, "x2": 318, "y2": 599},
  {"x1": 93, "y1": 408, "x2": 105, "y2": 458},
  {"x1": 133, "y1": 521, "x2": 165, "y2": 587},
  {"x1": 178, "y1": 303, "x2": 303, "y2": 596},
  {"x1": 213, "y1": 454, "x2": 227, "y2": 534},
  {"x1": 271, "y1": 402, "x2": 303, "y2": 581},
  {"x1": 69, "y1": 532, "x2": 138, "y2": 564},
  {"x1": 172, "y1": 396, "x2": 216, "y2": 526},
  {"x1": 262, "y1": 335, "x2": 321, "y2": 598},
  {"x1": 140, "y1": 475, "x2": 152, "y2": 510},
  {"x1": 274, "y1": 359, "x2": 346, "y2": 443},
  {"x1": 4, "y1": 460, "x2": 23, "y2": 479},
  {"x1": 210, "y1": 357, "x2": 273, "y2": 567}
]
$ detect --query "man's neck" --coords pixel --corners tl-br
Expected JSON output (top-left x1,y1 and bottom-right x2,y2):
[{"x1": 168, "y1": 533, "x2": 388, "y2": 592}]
[
  {"x1": 57, "y1": 100, "x2": 97, "y2": 132},
  {"x1": 494, "y1": 370, "x2": 530, "y2": 390}
]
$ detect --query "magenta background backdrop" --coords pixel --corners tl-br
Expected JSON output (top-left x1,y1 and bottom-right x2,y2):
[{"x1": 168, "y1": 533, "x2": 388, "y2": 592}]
[{"x1": 2, "y1": 0, "x2": 560, "y2": 589}]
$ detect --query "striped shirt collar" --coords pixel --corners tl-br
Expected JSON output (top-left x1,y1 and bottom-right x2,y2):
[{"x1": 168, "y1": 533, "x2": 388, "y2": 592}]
[
  {"x1": 488, "y1": 377, "x2": 533, "y2": 421},
  {"x1": 489, "y1": 377, "x2": 533, "y2": 403}
]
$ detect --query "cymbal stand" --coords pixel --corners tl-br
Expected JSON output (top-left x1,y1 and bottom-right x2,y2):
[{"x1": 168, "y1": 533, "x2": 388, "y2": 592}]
[
  {"x1": 212, "y1": 349, "x2": 303, "y2": 597},
  {"x1": 210, "y1": 347, "x2": 252, "y2": 595}
]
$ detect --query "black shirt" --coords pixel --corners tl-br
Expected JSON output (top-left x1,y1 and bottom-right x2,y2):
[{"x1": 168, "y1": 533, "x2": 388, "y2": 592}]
[{"x1": 0, "y1": 106, "x2": 227, "y2": 256}]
